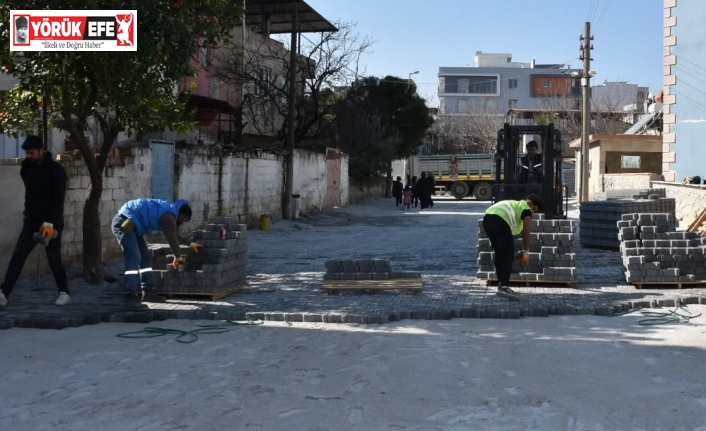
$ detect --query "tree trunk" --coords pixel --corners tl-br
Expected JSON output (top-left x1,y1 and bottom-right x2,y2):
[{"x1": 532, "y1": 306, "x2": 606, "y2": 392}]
[{"x1": 82, "y1": 167, "x2": 104, "y2": 284}]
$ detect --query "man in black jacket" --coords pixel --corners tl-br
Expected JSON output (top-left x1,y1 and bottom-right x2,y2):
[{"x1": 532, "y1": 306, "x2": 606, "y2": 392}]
[{"x1": 0, "y1": 135, "x2": 70, "y2": 307}]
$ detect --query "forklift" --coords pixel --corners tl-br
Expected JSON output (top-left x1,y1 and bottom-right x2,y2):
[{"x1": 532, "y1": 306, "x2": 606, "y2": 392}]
[{"x1": 493, "y1": 123, "x2": 568, "y2": 219}]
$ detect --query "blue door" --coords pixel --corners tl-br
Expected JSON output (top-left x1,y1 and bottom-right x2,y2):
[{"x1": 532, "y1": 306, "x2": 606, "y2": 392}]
[{"x1": 150, "y1": 140, "x2": 175, "y2": 200}]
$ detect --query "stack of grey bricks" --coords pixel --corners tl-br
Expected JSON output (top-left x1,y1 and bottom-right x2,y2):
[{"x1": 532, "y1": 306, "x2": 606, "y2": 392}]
[
  {"x1": 476, "y1": 213, "x2": 578, "y2": 282},
  {"x1": 579, "y1": 189, "x2": 675, "y2": 249},
  {"x1": 619, "y1": 212, "x2": 706, "y2": 284},
  {"x1": 151, "y1": 217, "x2": 248, "y2": 295},
  {"x1": 323, "y1": 259, "x2": 421, "y2": 280}
]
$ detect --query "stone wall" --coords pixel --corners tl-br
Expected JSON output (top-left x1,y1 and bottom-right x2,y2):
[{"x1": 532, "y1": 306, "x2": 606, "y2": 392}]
[
  {"x1": 599, "y1": 173, "x2": 663, "y2": 192},
  {"x1": 0, "y1": 145, "x2": 349, "y2": 275},
  {"x1": 651, "y1": 181, "x2": 706, "y2": 228}
]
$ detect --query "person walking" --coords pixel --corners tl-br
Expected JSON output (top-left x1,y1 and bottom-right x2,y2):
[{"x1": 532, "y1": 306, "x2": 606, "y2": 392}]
[
  {"x1": 111, "y1": 198, "x2": 202, "y2": 302},
  {"x1": 0, "y1": 135, "x2": 70, "y2": 307},
  {"x1": 482, "y1": 194, "x2": 541, "y2": 301},
  {"x1": 392, "y1": 176, "x2": 403, "y2": 209},
  {"x1": 402, "y1": 185, "x2": 413, "y2": 210},
  {"x1": 410, "y1": 175, "x2": 419, "y2": 208}
]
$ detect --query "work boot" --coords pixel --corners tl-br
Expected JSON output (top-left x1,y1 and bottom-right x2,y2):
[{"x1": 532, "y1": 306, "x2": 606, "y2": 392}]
[
  {"x1": 55, "y1": 292, "x2": 71, "y2": 306},
  {"x1": 143, "y1": 293, "x2": 167, "y2": 303},
  {"x1": 0, "y1": 292, "x2": 7, "y2": 307},
  {"x1": 496, "y1": 286, "x2": 520, "y2": 301}
]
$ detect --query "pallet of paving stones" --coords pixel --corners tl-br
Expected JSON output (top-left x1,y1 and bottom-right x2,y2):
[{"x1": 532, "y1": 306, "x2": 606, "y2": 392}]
[
  {"x1": 322, "y1": 259, "x2": 422, "y2": 294},
  {"x1": 476, "y1": 213, "x2": 579, "y2": 285},
  {"x1": 579, "y1": 189, "x2": 675, "y2": 250},
  {"x1": 618, "y1": 212, "x2": 706, "y2": 289},
  {"x1": 150, "y1": 217, "x2": 248, "y2": 300}
]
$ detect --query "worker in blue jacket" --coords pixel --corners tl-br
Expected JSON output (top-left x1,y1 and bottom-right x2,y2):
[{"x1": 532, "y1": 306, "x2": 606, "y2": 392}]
[{"x1": 111, "y1": 198, "x2": 202, "y2": 302}]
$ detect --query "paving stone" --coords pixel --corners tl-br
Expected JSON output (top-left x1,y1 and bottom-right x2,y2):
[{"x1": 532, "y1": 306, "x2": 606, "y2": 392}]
[{"x1": 2, "y1": 198, "x2": 706, "y2": 330}]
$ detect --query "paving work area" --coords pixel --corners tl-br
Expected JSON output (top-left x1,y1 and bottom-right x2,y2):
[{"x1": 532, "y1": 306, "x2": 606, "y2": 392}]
[{"x1": 1, "y1": 196, "x2": 705, "y2": 329}]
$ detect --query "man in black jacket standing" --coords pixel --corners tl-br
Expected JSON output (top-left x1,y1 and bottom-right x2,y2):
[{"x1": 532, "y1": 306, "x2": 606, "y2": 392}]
[{"x1": 0, "y1": 135, "x2": 70, "y2": 307}]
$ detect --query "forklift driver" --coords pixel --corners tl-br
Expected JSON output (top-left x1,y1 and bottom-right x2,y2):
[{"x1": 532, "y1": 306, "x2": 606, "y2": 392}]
[{"x1": 517, "y1": 140, "x2": 543, "y2": 184}]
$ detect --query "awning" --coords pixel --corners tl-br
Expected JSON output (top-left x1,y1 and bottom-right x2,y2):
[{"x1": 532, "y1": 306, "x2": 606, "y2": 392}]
[
  {"x1": 185, "y1": 94, "x2": 239, "y2": 115},
  {"x1": 243, "y1": 0, "x2": 337, "y2": 34}
]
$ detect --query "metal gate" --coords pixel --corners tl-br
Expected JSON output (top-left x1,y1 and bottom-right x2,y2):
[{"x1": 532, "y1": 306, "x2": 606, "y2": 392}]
[
  {"x1": 325, "y1": 148, "x2": 341, "y2": 208},
  {"x1": 150, "y1": 140, "x2": 175, "y2": 200}
]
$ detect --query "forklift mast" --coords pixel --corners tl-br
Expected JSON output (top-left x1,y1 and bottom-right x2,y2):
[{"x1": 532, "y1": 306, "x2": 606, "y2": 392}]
[{"x1": 493, "y1": 123, "x2": 567, "y2": 219}]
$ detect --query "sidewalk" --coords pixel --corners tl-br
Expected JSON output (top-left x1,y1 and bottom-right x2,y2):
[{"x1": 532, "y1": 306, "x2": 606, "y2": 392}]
[{"x1": 1, "y1": 196, "x2": 705, "y2": 329}]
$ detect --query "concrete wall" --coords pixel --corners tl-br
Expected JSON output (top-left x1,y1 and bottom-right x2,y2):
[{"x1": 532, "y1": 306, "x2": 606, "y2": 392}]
[
  {"x1": 0, "y1": 160, "x2": 48, "y2": 279},
  {"x1": 293, "y1": 149, "x2": 327, "y2": 214},
  {"x1": 580, "y1": 135, "x2": 663, "y2": 199},
  {"x1": 0, "y1": 146, "x2": 350, "y2": 278}
]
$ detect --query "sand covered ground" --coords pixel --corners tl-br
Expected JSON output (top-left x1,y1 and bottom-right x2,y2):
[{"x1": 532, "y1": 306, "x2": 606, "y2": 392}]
[{"x1": 2, "y1": 308, "x2": 706, "y2": 431}]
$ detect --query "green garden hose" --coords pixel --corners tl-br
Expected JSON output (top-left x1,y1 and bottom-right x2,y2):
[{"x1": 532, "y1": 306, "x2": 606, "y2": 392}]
[{"x1": 116, "y1": 319, "x2": 264, "y2": 343}]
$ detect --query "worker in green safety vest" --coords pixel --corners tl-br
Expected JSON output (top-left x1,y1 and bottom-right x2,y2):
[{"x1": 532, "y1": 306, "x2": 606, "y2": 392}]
[{"x1": 482, "y1": 194, "x2": 542, "y2": 301}]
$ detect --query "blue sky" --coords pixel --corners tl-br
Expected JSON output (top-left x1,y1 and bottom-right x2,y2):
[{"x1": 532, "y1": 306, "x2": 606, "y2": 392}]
[{"x1": 306, "y1": 0, "x2": 664, "y2": 107}]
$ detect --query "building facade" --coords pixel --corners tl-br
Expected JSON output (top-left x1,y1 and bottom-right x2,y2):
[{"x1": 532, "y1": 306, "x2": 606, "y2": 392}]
[
  {"x1": 662, "y1": 0, "x2": 706, "y2": 182},
  {"x1": 438, "y1": 52, "x2": 582, "y2": 116}
]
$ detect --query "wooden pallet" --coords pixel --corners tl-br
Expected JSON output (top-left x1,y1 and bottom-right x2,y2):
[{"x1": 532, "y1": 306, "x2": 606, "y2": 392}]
[
  {"x1": 632, "y1": 281, "x2": 706, "y2": 290},
  {"x1": 157, "y1": 283, "x2": 246, "y2": 300},
  {"x1": 322, "y1": 279, "x2": 423, "y2": 295},
  {"x1": 687, "y1": 208, "x2": 706, "y2": 234},
  {"x1": 485, "y1": 279, "x2": 577, "y2": 287}
]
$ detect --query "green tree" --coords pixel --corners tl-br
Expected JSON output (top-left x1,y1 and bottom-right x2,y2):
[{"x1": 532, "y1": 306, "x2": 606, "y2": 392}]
[
  {"x1": 336, "y1": 76, "x2": 434, "y2": 192},
  {"x1": 0, "y1": 0, "x2": 243, "y2": 283}
]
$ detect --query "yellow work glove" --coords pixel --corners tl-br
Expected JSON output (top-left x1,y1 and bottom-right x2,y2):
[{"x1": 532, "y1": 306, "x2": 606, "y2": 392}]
[
  {"x1": 40, "y1": 222, "x2": 55, "y2": 239},
  {"x1": 120, "y1": 218, "x2": 134, "y2": 233},
  {"x1": 173, "y1": 256, "x2": 187, "y2": 269},
  {"x1": 518, "y1": 250, "x2": 529, "y2": 265},
  {"x1": 189, "y1": 242, "x2": 203, "y2": 253}
]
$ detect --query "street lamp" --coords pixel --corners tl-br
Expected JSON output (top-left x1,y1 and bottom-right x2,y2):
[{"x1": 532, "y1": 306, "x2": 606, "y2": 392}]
[{"x1": 408, "y1": 70, "x2": 419, "y2": 82}]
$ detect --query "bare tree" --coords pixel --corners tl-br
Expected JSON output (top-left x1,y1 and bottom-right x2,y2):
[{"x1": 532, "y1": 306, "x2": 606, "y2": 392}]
[
  {"x1": 535, "y1": 92, "x2": 633, "y2": 145},
  {"x1": 428, "y1": 99, "x2": 504, "y2": 155},
  {"x1": 212, "y1": 21, "x2": 373, "y2": 144}
]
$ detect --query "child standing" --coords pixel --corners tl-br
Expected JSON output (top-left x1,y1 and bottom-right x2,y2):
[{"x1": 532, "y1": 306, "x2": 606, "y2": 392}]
[{"x1": 402, "y1": 185, "x2": 413, "y2": 210}]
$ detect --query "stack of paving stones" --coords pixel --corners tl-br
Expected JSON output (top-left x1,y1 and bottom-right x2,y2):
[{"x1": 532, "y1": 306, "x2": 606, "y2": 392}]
[
  {"x1": 476, "y1": 213, "x2": 578, "y2": 283},
  {"x1": 618, "y1": 212, "x2": 706, "y2": 284},
  {"x1": 151, "y1": 217, "x2": 248, "y2": 295},
  {"x1": 323, "y1": 259, "x2": 421, "y2": 280},
  {"x1": 579, "y1": 189, "x2": 675, "y2": 249}
]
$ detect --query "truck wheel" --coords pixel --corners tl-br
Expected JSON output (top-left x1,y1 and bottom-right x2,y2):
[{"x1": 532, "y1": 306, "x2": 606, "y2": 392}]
[
  {"x1": 450, "y1": 181, "x2": 469, "y2": 200},
  {"x1": 473, "y1": 182, "x2": 493, "y2": 201}
]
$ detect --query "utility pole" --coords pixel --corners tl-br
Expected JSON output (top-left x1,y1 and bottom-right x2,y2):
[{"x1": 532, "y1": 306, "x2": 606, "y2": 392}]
[
  {"x1": 283, "y1": 6, "x2": 298, "y2": 219},
  {"x1": 579, "y1": 22, "x2": 593, "y2": 203}
]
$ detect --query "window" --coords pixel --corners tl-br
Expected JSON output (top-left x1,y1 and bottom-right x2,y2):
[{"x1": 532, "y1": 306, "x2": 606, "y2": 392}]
[
  {"x1": 542, "y1": 79, "x2": 551, "y2": 88},
  {"x1": 458, "y1": 79, "x2": 469, "y2": 93},
  {"x1": 508, "y1": 99, "x2": 518, "y2": 109},
  {"x1": 197, "y1": 38, "x2": 208, "y2": 67},
  {"x1": 621, "y1": 155, "x2": 641, "y2": 169},
  {"x1": 254, "y1": 67, "x2": 271, "y2": 97},
  {"x1": 508, "y1": 79, "x2": 518, "y2": 89}
]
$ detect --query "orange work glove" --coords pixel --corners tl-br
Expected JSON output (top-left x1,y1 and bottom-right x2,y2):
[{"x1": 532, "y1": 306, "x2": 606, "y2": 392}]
[
  {"x1": 40, "y1": 222, "x2": 55, "y2": 239},
  {"x1": 518, "y1": 250, "x2": 529, "y2": 265},
  {"x1": 172, "y1": 256, "x2": 187, "y2": 269},
  {"x1": 189, "y1": 242, "x2": 203, "y2": 253}
]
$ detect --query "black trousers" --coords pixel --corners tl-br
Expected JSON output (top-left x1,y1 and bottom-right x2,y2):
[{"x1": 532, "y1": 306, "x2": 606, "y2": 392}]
[
  {"x1": 483, "y1": 214, "x2": 514, "y2": 286},
  {"x1": 1, "y1": 219, "x2": 68, "y2": 297}
]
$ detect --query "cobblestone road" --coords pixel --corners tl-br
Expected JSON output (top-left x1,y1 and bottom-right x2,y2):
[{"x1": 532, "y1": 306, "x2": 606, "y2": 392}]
[{"x1": 1, "y1": 196, "x2": 705, "y2": 329}]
